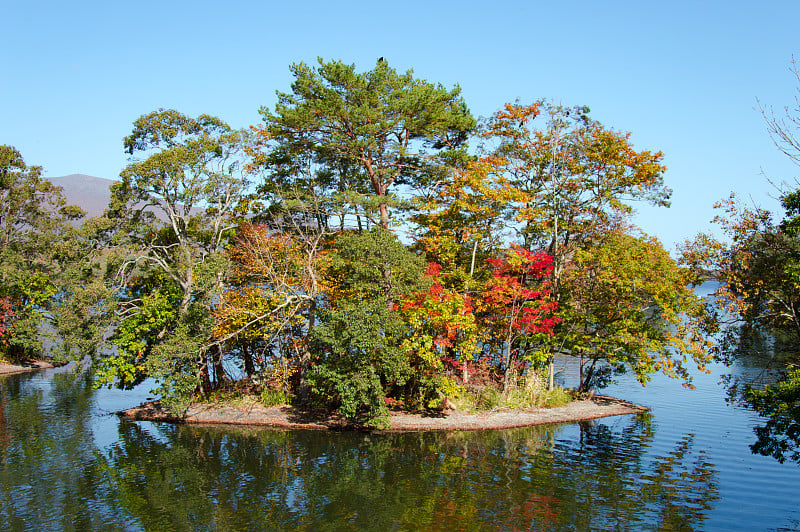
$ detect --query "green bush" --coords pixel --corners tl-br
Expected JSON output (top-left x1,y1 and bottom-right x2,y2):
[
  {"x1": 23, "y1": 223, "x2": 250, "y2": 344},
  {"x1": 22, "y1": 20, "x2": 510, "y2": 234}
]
[{"x1": 306, "y1": 364, "x2": 390, "y2": 429}]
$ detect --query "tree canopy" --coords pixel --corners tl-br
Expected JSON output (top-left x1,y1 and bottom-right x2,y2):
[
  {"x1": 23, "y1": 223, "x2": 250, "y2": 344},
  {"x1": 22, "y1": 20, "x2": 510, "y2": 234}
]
[
  {"x1": 0, "y1": 145, "x2": 91, "y2": 362},
  {"x1": 94, "y1": 109, "x2": 252, "y2": 410},
  {"x1": 255, "y1": 58, "x2": 476, "y2": 228}
]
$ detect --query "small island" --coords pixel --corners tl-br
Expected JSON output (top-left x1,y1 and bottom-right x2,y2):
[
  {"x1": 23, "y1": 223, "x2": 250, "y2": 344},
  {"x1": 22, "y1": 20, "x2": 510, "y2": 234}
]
[{"x1": 2, "y1": 59, "x2": 712, "y2": 434}]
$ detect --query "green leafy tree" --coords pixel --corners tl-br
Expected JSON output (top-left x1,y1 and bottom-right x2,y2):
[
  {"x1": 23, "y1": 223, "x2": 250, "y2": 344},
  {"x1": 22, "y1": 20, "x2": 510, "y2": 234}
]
[
  {"x1": 746, "y1": 368, "x2": 800, "y2": 463},
  {"x1": 96, "y1": 109, "x2": 251, "y2": 402},
  {"x1": 327, "y1": 227, "x2": 428, "y2": 308},
  {"x1": 682, "y1": 192, "x2": 800, "y2": 462},
  {"x1": 256, "y1": 58, "x2": 476, "y2": 229},
  {"x1": 308, "y1": 298, "x2": 408, "y2": 428},
  {"x1": 307, "y1": 227, "x2": 428, "y2": 427},
  {"x1": 680, "y1": 58, "x2": 800, "y2": 462},
  {"x1": 564, "y1": 228, "x2": 714, "y2": 393},
  {"x1": 0, "y1": 145, "x2": 88, "y2": 362}
]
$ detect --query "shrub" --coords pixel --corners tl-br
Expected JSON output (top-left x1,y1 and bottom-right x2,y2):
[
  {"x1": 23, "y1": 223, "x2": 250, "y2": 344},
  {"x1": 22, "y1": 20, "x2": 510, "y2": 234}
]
[{"x1": 260, "y1": 388, "x2": 287, "y2": 408}]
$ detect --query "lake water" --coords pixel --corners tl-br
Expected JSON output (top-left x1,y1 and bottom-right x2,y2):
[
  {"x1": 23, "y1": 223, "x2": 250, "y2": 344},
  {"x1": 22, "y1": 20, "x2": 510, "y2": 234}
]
[{"x1": 1, "y1": 357, "x2": 799, "y2": 530}]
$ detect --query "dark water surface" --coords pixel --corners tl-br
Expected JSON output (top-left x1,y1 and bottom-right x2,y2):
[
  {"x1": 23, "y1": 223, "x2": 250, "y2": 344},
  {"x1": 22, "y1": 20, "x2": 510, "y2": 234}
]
[{"x1": 1, "y1": 358, "x2": 798, "y2": 531}]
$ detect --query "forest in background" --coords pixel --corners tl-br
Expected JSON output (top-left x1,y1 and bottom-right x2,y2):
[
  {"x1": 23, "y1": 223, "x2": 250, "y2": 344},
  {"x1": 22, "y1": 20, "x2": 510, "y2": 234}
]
[{"x1": 0, "y1": 58, "x2": 796, "y2": 441}]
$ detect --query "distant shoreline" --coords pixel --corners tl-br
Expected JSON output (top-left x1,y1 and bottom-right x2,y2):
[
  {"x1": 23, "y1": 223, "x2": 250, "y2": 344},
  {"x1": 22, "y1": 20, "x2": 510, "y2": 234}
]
[{"x1": 118, "y1": 396, "x2": 650, "y2": 432}]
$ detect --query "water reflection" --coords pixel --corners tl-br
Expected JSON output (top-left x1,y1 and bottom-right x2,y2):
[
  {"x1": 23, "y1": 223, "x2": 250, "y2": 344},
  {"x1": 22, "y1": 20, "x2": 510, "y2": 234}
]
[
  {"x1": 711, "y1": 321, "x2": 800, "y2": 465},
  {"x1": 96, "y1": 415, "x2": 719, "y2": 531},
  {"x1": 1, "y1": 371, "x2": 726, "y2": 531},
  {"x1": 0, "y1": 371, "x2": 133, "y2": 531}
]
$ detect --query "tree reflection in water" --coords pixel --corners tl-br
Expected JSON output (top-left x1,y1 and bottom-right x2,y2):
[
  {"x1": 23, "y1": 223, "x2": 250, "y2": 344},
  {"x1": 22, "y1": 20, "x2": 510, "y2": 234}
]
[
  {"x1": 0, "y1": 372, "x2": 133, "y2": 531},
  {"x1": 716, "y1": 323, "x2": 800, "y2": 464},
  {"x1": 0, "y1": 371, "x2": 721, "y2": 530},
  {"x1": 100, "y1": 414, "x2": 719, "y2": 531}
]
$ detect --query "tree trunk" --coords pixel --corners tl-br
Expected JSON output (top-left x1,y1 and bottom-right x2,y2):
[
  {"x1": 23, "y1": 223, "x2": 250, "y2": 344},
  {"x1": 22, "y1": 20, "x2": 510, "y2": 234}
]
[
  {"x1": 297, "y1": 299, "x2": 317, "y2": 403},
  {"x1": 503, "y1": 337, "x2": 512, "y2": 393},
  {"x1": 578, "y1": 358, "x2": 597, "y2": 394},
  {"x1": 462, "y1": 239, "x2": 479, "y2": 385},
  {"x1": 211, "y1": 344, "x2": 225, "y2": 388},
  {"x1": 379, "y1": 203, "x2": 389, "y2": 229},
  {"x1": 383, "y1": 266, "x2": 395, "y2": 311},
  {"x1": 197, "y1": 352, "x2": 211, "y2": 398},
  {"x1": 242, "y1": 344, "x2": 255, "y2": 377}
]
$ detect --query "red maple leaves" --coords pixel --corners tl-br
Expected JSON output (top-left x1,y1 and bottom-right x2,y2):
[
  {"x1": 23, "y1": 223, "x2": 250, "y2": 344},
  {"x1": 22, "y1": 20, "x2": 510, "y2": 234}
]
[
  {"x1": 0, "y1": 297, "x2": 14, "y2": 346},
  {"x1": 482, "y1": 247, "x2": 560, "y2": 336}
]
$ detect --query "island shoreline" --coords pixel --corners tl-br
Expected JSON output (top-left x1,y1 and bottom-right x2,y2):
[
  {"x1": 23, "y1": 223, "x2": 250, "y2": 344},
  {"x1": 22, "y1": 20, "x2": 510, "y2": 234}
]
[
  {"x1": 118, "y1": 395, "x2": 650, "y2": 432},
  {"x1": 0, "y1": 360, "x2": 55, "y2": 375},
  {"x1": 1, "y1": 362, "x2": 650, "y2": 431}
]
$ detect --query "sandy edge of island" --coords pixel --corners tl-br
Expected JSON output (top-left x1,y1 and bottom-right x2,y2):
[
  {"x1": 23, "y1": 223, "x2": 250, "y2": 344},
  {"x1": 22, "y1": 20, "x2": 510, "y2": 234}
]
[
  {"x1": 118, "y1": 395, "x2": 650, "y2": 432},
  {"x1": 0, "y1": 360, "x2": 55, "y2": 375}
]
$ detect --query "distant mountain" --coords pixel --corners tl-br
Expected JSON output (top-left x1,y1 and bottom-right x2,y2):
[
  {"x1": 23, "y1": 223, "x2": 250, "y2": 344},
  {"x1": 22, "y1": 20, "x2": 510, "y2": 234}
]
[
  {"x1": 46, "y1": 174, "x2": 114, "y2": 218},
  {"x1": 45, "y1": 174, "x2": 201, "y2": 222}
]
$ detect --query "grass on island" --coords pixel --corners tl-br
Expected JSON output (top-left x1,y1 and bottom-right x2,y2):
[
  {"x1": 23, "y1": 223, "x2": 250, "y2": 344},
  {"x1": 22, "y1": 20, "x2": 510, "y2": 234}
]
[
  {"x1": 197, "y1": 370, "x2": 574, "y2": 415},
  {"x1": 453, "y1": 383, "x2": 573, "y2": 413}
]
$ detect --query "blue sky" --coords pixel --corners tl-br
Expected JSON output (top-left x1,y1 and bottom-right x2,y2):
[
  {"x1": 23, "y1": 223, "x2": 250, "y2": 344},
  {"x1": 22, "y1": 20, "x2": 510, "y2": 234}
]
[{"x1": 3, "y1": 0, "x2": 799, "y2": 249}]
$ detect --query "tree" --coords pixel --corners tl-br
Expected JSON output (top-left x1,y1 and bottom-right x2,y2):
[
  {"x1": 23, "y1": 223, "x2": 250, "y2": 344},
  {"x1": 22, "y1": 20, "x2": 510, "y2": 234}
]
[
  {"x1": 682, "y1": 195, "x2": 800, "y2": 341},
  {"x1": 95, "y1": 109, "x2": 251, "y2": 405},
  {"x1": 484, "y1": 102, "x2": 684, "y2": 389},
  {"x1": 308, "y1": 297, "x2": 408, "y2": 428},
  {"x1": 410, "y1": 156, "x2": 526, "y2": 382},
  {"x1": 0, "y1": 145, "x2": 87, "y2": 362},
  {"x1": 0, "y1": 298, "x2": 13, "y2": 347},
  {"x1": 306, "y1": 227, "x2": 429, "y2": 427},
  {"x1": 398, "y1": 262, "x2": 479, "y2": 400},
  {"x1": 681, "y1": 193, "x2": 800, "y2": 462},
  {"x1": 412, "y1": 156, "x2": 521, "y2": 268},
  {"x1": 112, "y1": 109, "x2": 249, "y2": 313},
  {"x1": 212, "y1": 217, "x2": 331, "y2": 396},
  {"x1": 256, "y1": 58, "x2": 476, "y2": 228},
  {"x1": 478, "y1": 246, "x2": 559, "y2": 391},
  {"x1": 327, "y1": 226, "x2": 428, "y2": 309},
  {"x1": 485, "y1": 101, "x2": 669, "y2": 288},
  {"x1": 564, "y1": 228, "x2": 714, "y2": 393},
  {"x1": 746, "y1": 368, "x2": 800, "y2": 463},
  {"x1": 679, "y1": 58, "x2": 800, "y2": 463}
]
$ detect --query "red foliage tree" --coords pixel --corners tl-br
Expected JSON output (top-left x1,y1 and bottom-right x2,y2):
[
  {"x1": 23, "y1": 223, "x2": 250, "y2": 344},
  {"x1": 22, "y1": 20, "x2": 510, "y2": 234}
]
[
  {"x1": 478, "y1": 247, "x2": 560, "y2": 390},
  {"x1": 0, "y1": 297, "x2": 14, "y2": 348}
]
